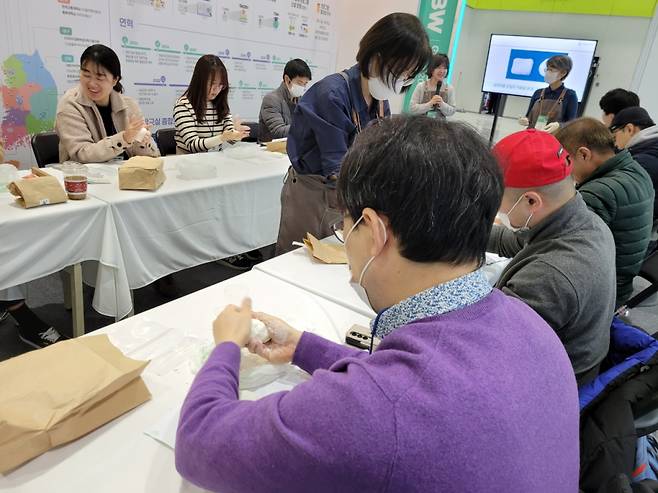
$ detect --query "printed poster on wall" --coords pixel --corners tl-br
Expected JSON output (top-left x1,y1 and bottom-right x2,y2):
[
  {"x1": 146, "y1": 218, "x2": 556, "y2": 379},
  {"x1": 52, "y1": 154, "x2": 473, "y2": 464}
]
[{"x1": 0, "y1": 0, "x2": 338, "y2": 166}]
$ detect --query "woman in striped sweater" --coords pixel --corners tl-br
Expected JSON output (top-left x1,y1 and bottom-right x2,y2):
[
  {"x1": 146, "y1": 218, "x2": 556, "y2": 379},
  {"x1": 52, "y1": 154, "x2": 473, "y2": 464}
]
[
  {"x1": 174, "y1": 55, "x2": 249, "y2": 154},
  {"x1": 174, "y1": 55, "x2": 258, "y2": 270}
]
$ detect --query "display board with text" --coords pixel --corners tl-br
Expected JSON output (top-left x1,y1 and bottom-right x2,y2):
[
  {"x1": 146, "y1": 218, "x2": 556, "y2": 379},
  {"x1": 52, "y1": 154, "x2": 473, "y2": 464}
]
[{"x1": 0, "y1": 0, "x2": 338, "y2": 166}]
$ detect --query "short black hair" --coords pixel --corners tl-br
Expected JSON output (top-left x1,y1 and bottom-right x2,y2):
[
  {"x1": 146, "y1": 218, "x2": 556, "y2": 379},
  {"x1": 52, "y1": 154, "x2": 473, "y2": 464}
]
[
  {"x1": 546, "y1": 55, "x2": 573, "y2": 80},
  {"x1": 599, "y1": 88, "x2": 640, "y2": 116},
  {"x1": 356, "y1": 13, "x2": 431, "y2": 92},
  {"x1": 426, "y1": 53, "x2": 450, "y2": 78},
  {"x1": 338, "y1": 116, "x2": 503, "y2": 266},
  {"x1": 283, "y1": 59, "x2": 312, "y2": 81},
  {"x1": 80, "y1": 44, "x2": 123, "y2": 93}
]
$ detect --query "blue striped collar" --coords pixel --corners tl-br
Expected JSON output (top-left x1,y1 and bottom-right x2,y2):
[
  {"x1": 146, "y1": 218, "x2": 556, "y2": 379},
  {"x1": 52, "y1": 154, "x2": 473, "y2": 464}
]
[{"x1": 372, "y1": 269, "x2": 492, "y2": 339}]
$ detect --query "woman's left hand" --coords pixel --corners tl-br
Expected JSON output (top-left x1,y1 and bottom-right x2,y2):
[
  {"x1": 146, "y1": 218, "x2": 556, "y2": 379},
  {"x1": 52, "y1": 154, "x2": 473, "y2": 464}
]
[{"x1": 213, "y1": 298, "x2": 253, "y2": 347}]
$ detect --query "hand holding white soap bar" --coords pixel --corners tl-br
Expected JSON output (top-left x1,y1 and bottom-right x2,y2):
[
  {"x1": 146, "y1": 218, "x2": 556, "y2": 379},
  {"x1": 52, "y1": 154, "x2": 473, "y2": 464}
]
[
  {"x1": 251, "y1": 319, "x2": 270, "y2": 343},
  {"x1": 134, "y1": 127, "x2": 148, "y2": 143}
]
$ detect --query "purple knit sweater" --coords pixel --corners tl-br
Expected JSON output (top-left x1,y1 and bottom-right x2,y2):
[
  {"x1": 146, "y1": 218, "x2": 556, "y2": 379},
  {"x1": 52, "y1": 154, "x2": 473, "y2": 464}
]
[{"x1": 176, "y1": 290, "x2": 579, "y2": 492}]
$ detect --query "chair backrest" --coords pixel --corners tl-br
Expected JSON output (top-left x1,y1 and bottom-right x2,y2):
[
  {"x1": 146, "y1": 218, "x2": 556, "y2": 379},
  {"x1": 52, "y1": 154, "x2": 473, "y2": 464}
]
[
  {"x1": 625, "y1": 251, "x2": 658, "y2": 310},
  {"x1": 154, "y1": 127, "x2": 177, "y2": 156},
  {"x1": 31, "y1": 131, "x2": 60, "y2": 167},
  {"x1": 640, "y1": 251, "x2": 658, "y2": 285},
  {"x1": 241, "y1": 121, "x2": 259, "y2": 143}
]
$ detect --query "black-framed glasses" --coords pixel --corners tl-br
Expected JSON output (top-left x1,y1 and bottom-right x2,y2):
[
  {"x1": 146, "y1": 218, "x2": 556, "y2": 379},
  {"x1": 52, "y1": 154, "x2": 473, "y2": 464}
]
[{"x1": 332, "y1": 221, "x2": 345, "y2": 243}]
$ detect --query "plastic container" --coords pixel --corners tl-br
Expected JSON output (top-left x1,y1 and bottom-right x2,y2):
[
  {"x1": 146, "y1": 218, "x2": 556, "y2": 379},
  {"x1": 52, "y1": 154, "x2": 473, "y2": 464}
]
[
  {"x1": 0, "y1": 163, "x2": 18, "y2": 194},
  {"x1": 61, "y1": 161, "x2": 88, "y2": 200}
]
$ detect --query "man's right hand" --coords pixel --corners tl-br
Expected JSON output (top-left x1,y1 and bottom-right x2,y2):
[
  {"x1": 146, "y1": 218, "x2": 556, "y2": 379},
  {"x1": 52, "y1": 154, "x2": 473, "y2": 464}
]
[
  {"x1": 518, "y1": 116, "x2": 530, "y2": 127},
  {"x1": 247, "y1": 312, "x2": 303, "y2": 364}
]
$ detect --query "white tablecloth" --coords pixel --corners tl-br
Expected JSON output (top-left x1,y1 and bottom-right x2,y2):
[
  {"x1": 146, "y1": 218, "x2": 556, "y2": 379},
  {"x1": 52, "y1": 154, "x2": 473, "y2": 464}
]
[
  {"x1": 0, "y1": 270, "x2": 369, "y2": 492},
  {"x1": 0, "y1": 173, "x2": 131, "y2": 318},
  {"x1": 86, "y1": 146, "x2": 289, "y2": 289},
  {"x1": 255, "y1": 246, "x2": 512, "y2": 318}
]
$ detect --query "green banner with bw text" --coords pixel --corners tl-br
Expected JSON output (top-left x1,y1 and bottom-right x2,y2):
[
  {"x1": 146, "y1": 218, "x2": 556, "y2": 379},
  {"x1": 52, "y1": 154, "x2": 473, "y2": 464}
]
[{"x1": 402, "y1": 0, "x2": 459, "y2": 112}]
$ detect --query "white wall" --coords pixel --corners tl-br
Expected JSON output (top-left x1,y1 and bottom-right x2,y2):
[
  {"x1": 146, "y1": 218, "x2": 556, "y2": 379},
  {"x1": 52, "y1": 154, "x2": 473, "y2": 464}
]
[
  {"x1": 632, "y1": 8, "x2": 658, "y2": 118},
  {"x1": 451, "y1": 7, "x2": 652, "y2": 119},
  {"x1": 334, "y1": 0, "x2": 419, "y2": 113}
]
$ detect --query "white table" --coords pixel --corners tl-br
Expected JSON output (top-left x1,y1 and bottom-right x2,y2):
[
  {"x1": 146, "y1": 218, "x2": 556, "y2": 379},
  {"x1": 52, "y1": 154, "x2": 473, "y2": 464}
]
[
  {"x1": 0, "y1": 270, "x2": 369, "y2": 492},
  {"x1": 2, "y1": 146, "x2": 289, "y2": 323},
  {"x1": 85, "y1": 146, "x2": 289, "y2": 290},
  {"x1": 0, "y1": 174, "x2": 131, "y2": 328},
  {"x1": 255, "y1": 246, "x2": 512, "y2": 318}
]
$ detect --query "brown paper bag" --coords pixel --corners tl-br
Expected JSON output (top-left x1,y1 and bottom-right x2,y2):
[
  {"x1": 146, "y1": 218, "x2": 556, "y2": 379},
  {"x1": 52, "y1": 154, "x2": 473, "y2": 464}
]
[
  {"x1": 265, "y1": 139, "x2": 287, "y2": 154},
  {"x1": 302, "y1": 233, "x2": 348, "y2": 264},
  {"x1": 0, "y1": 334, "x2": 151, "y2": 474},
  {"x1": 118, "y1": 156, "x2": 166, "y2": 190},
  {"x1": 7, "y1": 167, "x2": 67, "y2": 208}
]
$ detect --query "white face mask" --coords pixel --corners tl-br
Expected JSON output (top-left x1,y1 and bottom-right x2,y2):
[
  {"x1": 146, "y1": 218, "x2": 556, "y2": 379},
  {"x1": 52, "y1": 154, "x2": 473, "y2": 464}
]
[
  {"x1": 544, "y1": 69, "x2": 560, "y2": 84},
  {"x1": 289, "y1": 83, "x2": 305, "y2": 98},
  {"x1": 497, "y1": 195, "x2": 533, "y2": 232},
  {"x1": 367, "y1": 73, "x2": 405, "y2": 101},
  {"x1": 344, "y1": 215, "x2": 387, "y2": 311}
]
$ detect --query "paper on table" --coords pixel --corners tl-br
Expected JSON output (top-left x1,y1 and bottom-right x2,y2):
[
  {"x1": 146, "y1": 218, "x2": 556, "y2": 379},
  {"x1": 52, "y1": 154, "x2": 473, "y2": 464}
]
[
  {"x1": 145, "y1": 353, "x2": 310, "y2": 450},
  {"x1": 0, "y1": 335, "x2": 151, "y2": 473},
  {"x1": 7, "y1": 167, "x2": 67, "y2": 208},
  {"x1": 302, "y1": 233, "x2": 347, "y2": 264},
  {"x1": 118, "y1": 156, "x2": 166, "y2": 190}
]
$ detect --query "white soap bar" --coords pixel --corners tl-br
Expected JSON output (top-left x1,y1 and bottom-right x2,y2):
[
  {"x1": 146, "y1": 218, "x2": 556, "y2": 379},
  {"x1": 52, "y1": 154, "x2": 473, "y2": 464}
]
[
  {"x1": 135, "y1": 127, "x2": 148, "y2": 143},
  {"x1": 251, "y1": 319, "x2": 270, "y2": 343}
]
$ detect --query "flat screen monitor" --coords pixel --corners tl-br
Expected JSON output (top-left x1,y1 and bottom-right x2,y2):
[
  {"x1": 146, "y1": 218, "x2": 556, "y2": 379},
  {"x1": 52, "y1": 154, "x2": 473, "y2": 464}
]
[{"x1": 482, "y1": 34, "x2": 598, "y2": 101}]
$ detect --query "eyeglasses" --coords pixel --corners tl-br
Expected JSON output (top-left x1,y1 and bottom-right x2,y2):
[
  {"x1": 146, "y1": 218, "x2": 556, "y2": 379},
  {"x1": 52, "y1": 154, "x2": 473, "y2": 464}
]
[{"x1": 332, "y1": 221, "x2": 345, "y2": 243}]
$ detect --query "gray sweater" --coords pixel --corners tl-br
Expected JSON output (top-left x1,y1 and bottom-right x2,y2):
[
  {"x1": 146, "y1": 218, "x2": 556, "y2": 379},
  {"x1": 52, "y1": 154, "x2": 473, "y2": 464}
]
[
  {"x1": 258, "y1": 82, "x2": 297, "y2": 142},
  {"x1": 487, "y1": 193, "x2": 616, "y2": 375}
]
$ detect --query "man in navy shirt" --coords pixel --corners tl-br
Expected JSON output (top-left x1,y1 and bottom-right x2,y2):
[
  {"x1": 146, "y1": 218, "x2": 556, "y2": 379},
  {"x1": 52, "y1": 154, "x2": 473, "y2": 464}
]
[{"x1": 274, "y1": 13, "x2": 431, "y2": 254}]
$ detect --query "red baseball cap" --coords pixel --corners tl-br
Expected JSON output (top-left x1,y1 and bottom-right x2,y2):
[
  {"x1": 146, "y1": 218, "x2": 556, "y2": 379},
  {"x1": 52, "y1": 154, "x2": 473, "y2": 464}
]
[{"x1": 493, "y1": 129, "x2": 572, "y2": 188}]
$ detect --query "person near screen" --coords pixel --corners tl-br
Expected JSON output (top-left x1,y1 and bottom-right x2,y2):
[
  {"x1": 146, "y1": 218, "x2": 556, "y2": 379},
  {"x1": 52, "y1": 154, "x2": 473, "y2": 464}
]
[
  {"x1": 409, "y1": 53, "x2": 456, "y2": 118},
  {"x1": 173, "y1": 54, "x2": 250, "y2": 154},
  {"x1": 258, "y1": 59, "x2": 312, "y2": 142},
  {"x1": 55, "y1": 44, "x2": 160, "y2": 163},
  {"x1": 175, "y1": 116, "x2": 579, "y2": 492},
  {"x1": 599, "y1": 88, "x2": 640, "y2": 127},
  {"x1": 274, "y1": 13, "x2": 432, "y2": 254},
  {"x1": 518, "y1": 55, "x2": 578, "y2": 134}
]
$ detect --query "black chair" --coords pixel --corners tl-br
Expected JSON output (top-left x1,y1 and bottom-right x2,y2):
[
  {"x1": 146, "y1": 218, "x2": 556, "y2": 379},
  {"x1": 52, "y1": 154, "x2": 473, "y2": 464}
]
[
  {"x1": 31, "y1": 131, "x2": 60, "y2": 167},
  {"x1": 154, "y1": 127, "x2": 177, "y2": 156},
  {"x1": 624, "y1": 251, "x2": 658, "y2": 311},
  {"x1": 242, "y1": 121, "x2": 259, "y2": 143}
]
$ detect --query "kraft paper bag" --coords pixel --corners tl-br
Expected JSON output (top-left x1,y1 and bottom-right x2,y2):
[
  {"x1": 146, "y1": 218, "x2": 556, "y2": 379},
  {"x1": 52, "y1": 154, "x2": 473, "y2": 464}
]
[
  {"x1": 7, "y1": 167, "x2": 67, "y2": 208},
  {"x1": 0, "y1": 334, "x2": 151, "y2": 474},
  {"x1": 118, "y1": 156, "x2": 166, "y2": 190},
  {"x1": 302, "y1": 233, "x2": 347, "y2": 264},
  {"x1": 265, "y1": 139, "x2": 287, "y2": 154}
]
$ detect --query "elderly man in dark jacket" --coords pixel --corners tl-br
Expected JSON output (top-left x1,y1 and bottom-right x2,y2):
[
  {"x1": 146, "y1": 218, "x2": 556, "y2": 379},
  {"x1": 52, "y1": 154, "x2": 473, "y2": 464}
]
[{"x1": 556, "y1": 118, "x2": 655, "y2": 307}]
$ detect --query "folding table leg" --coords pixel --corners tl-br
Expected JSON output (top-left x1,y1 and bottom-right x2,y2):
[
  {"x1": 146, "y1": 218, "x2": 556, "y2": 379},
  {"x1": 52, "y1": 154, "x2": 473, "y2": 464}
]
[
  {"x1": 68, "y1": 263, "x2": 85, "y2": 337},
  {"x1": 62, "y1": 270, "x2": 72, "y2": 310}
]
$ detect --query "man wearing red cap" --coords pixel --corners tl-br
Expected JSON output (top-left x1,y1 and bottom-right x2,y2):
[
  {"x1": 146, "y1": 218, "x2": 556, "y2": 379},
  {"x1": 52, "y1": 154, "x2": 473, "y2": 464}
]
[{"x1": 488, "y1": 129, "x2": 616, "y2": 386}]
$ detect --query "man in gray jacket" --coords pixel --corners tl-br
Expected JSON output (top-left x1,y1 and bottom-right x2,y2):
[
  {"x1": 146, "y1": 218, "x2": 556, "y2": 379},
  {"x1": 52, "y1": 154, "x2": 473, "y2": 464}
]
[
  {"x1": 488, "y1": 129, "x2": 617, "y2": 386},
  {"x1": 258, "y1": 59, "x2": 311, "y2": 142}
]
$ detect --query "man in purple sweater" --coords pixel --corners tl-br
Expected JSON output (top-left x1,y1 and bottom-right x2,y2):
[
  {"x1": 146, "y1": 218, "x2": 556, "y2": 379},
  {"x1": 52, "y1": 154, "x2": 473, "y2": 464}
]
[{"x1": 176, "y1": 116, "x2": 580, "y2": 492}]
